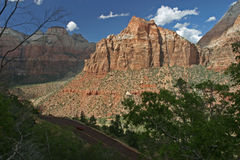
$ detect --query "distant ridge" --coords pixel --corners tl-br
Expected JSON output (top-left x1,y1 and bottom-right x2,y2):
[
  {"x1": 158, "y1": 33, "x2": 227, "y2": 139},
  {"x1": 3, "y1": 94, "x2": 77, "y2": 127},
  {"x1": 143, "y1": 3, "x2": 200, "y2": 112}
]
[
  {"x1": 198, "y1": 0, "x2": 240, "y2": 47},
  {"x1": 197, "y1": 0, "x2": 240, "y2": 71},
  {"x1": 0, "y1": 27, "x2": 95, "y2": 84}
]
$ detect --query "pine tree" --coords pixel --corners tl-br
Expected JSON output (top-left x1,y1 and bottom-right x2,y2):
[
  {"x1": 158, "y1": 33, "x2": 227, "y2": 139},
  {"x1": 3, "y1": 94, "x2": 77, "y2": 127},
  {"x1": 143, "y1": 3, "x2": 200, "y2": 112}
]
[
  {"x1": 80, "y1": 111, "x2": 87, "y2": 123},
  {"x1": 89, "y1": 115, "x2": 96, "y2": 126}
]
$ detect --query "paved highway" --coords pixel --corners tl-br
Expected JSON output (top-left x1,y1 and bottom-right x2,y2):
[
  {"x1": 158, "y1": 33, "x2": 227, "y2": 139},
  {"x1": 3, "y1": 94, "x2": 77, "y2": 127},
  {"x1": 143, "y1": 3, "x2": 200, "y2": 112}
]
[{"x1": 40, "y1": 115, "x2": 142, "y2": 160}]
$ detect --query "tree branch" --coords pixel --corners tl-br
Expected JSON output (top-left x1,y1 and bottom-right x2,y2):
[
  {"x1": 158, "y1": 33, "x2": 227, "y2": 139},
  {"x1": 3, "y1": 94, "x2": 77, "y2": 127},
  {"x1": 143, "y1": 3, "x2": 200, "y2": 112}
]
[
  {"x1": 0, "y1": 0, "x2": 20, "y2": 39},
  {"x1": 0, "y1": 0, "x2": 8, "y2": 16},
  {"x1": 0, "y1": 8, "x2": 66, "y2": 72},
  {"x1": 6, "y1": 126, "x2": 25, "y2": 160}
]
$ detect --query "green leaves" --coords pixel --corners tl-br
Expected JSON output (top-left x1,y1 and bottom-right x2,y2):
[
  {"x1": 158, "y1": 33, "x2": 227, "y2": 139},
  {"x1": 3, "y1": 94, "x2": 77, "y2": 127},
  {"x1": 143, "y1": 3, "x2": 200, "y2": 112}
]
[
  {"x1": 122, "y1": 41, "x2": 240, "y2": 159},
  {"x1": 89, "y1": 115, "x2": 97, "y2": 126},
  {"x1": 109, "y1": 115, "x2": 124, "y2": 137},
  {"x1": 122, "y1": 77, "x2": 240, "y2": 159},
  {"x1": 232, "y1": 42, "x2": 240, "y2": 59},
  {"x1": 226, "y1": 42, "x2": 240, "y2": 85},
  {"x1": 80, "y1": 111, "x2": 87, "y2": 123}
]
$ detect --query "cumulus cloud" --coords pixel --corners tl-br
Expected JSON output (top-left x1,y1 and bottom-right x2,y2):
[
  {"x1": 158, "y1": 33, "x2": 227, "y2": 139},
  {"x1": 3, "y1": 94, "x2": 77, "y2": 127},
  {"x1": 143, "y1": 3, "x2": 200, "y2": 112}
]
[
  {"x1": 206, "y1": 16, "x2": 216, "y2": 22},
  {"x1": 99, "y1": 11, "x2": 129, "y2": 20},
  {"x1": 34, "y1": 0, "x2": 43, "y2": 5},
  {"x1": 174, "y1": 22, "x2": 202, "y2": 43},
  {"x1": 174, "y1": 22, "x2": 190, "y2": 29},
  {"x1": 66, "y1": 21, "x2": 79, "y2": 32},
  {"x1": 151, "y1": 6, "x2": 199, "y2": 26}
]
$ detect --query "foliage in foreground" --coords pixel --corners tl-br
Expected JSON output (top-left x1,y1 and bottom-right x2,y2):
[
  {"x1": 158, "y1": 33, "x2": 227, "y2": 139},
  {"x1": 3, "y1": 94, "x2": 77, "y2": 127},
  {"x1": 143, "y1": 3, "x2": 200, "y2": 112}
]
[
  {"x1": 0, "y1": 94, "x2": 123, "y2": 160},
  {"x1": 122, "y1": 42, "x2": 240, "y2": 160},
  {"x1": 123, "y1": 80, "x2": 239, "y2": 159}
]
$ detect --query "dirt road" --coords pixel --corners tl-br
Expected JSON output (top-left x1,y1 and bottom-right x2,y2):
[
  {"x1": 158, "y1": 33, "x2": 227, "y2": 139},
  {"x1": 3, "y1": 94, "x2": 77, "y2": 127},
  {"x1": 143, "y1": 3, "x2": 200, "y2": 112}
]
[{"x1": 40, "y1": 115, "x2": 141, "y2": 160}]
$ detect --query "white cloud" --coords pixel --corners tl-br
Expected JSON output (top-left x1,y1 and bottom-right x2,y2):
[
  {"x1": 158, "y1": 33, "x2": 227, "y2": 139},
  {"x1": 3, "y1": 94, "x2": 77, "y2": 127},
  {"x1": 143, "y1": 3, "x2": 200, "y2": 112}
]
[
  {"x1": 151, "y1": 6, "x2": 199, "y2": 26},
  {"x1": 8, "y1": 0, "x2": 24, "y2": 2},
  {"x1": 174, "y1": 22, "x2": 202, "y2": 43},
  {"x1": 66, "y1": 21, "x2": 79, "y2": 32},
  {"x1": 146, "y1": 14, "x2": 153, "y2": 20},
  {"x1": 99, "y1": 11, "x2": 129, "y2": 20},
  {"x1": 206, "y1": 16, "x2": 216, "y2": 22},
  {"x1": 230, "y1": 1, "x2": 237, "y2": 7},
  {"x1": 174, "y1": 22, "x2": 190, "y2": 29},
  {"x1": 34, "y1": 0, "x2": 43, "y2": 5},
  {"x1": 8, "y1": 0, "x2": 43, "y2": 5}
]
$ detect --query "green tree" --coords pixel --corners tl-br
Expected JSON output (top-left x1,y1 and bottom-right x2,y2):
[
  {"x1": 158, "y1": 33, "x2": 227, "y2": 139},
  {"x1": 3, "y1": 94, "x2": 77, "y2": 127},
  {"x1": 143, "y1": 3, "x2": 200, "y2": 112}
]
[
  {"x1": 123, "y1": 80, "x2": 239, "y2": 159},
  {"x1": 80, "y1": 111, "x2": 87, "y2": 123},
  {"x1": 0, "y1": 94, "x2": 124, "y2": 160},
  {"x1": 226, "y1": 41, "x2": 240, "y2": 143},
  {"x1": 124, "y1": 130, "x2": 140, "y2": 149},
  {"x1": 122, "y1": 42, "x2": 240, "y2": 159},
  {"x1": 226, "y1": 42, "x2": 240, "y2": 85},
  {"x1": 0, "y1": 94, "x2": 44, "y2": 159},
  {"x1": 89, "y1": 115, "x2": 96, "y2": 127},
  {"x1": 109, "y1": 115, "x2": 124, "y2": 137}
]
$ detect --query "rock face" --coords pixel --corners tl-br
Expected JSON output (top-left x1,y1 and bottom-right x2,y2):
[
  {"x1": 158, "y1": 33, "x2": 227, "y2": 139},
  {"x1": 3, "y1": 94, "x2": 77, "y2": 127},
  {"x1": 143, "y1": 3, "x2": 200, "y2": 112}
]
[
  {"x1": 198, "y1": 0, "x2": 240, "y2": 47},
  {"x1": 41, "y1": 15, "x2": 238, "y2": 118},
  {"x1": 0, "y1": 26, "x2": 95, "y2": 84},
  {"x1": 40, "y1": 17, "x2": 206, "y2": 118},
  {"x1": 198, "y1": 0, "x2": 240, "y2": 71},
  {"x1": 84, "y1": 16, "x2": 199, "y2": 73},
  {"x1": 36, "y1": 2, "x2": 240, "y2": 119}
]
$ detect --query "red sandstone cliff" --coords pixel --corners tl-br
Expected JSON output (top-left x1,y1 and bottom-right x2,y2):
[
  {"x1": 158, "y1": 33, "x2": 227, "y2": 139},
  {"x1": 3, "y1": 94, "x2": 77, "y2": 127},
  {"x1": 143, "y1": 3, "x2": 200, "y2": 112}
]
[
  {"x1": 40, "y1": 17, "x2": 207, "y2": 118},
  {"x1": 83, "y1": 16, "x2": 199, "y2": 73},
  {"x1": 0, "y1": 27, "x2": 95, "y2": 84},
  {"x1": 41, "y1": 3, "x2": 240, "y2": 118}
]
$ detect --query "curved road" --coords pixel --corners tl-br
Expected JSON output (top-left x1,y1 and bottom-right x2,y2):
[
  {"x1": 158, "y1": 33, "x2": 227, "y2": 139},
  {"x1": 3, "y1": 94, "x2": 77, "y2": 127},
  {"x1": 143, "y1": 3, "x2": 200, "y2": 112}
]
[{"x1": 39, "y1": 115, "x2": 141, "y2": 160}]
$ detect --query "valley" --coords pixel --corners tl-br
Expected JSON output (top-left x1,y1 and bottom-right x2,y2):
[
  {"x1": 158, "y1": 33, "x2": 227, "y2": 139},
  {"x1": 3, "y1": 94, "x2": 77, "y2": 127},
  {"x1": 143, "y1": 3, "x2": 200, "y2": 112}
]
[{"x1": 1, "y1": 0, "x2": 240, "y2": 159}]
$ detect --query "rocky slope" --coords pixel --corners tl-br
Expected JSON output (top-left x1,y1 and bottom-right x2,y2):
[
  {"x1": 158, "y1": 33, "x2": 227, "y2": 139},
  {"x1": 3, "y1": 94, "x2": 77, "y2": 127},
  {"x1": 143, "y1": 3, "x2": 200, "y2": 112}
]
[
  {"x1": 198, "y1": 0, "x2": 240, "y2": 71},
  {"x1": 41, "y1": 66, "x2": 229, "y2": 118},
  {"x1": 0, "y1": 27, "x2": 95, "y2": 84},
  {"x1": 84, "y1": 16, "x2": 199, "y2": 73},
  {"x1": 18, "y1": 4, "x2": 240, "y2": 118},
  {"x1": 198, "y1": 0, "x2": 240, "y2": 47},
  {"x1": 40, "y1": 17, "x2": 231, "y2": 118}
]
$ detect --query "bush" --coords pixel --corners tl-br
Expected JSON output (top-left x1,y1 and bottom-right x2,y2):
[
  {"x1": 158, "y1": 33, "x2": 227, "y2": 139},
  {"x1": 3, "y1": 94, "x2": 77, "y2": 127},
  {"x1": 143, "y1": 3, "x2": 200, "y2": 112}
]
[
  {"x1": 109, "y1": 115, "x2": 124, "y2": 137},
  {"x1": 0, "y1": 94, "x2": 124, "y2": 160},
  {"x1": 89, "y1": 115, "x2": 97, "y2": 127}
]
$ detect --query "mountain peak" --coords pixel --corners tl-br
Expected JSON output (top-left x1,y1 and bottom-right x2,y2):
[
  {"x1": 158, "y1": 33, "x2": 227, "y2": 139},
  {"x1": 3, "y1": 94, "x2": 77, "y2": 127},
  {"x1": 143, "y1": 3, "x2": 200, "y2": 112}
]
[
  {"x1": 128, "y1": 16, "x2": 154, "y2": 24},
  {"x1": 125, "y1": 16, "x2": 156, "y2": 34},
  {"x1": 83, "y1": 16, "x2": 199, "y2": 73},
  {"x1": 46, "y1": 26, "x2": 68, "y2": 35},
  {"x1": 198, "y1": 0, "x2": 240, "y2": 47}
]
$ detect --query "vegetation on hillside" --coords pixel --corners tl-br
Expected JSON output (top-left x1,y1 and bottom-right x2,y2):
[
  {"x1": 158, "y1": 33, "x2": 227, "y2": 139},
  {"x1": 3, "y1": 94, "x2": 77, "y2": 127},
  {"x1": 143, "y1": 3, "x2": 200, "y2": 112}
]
[
  {"x1": 119, "y1": 42, "x2": 240, "y2": 159},
  {"x1": 86, "y1": 42, "x2": 240, "y2": 160},
  {"x1": 39, "y1": 64, "x2": 231, "y2": 118},
  {"x1": 11, "y1": 79, "x2": 70, "y2": 106},
  {"x1": 2, "y1": 40, "x2": 239, "y2": 159},
  {"x1": 0, "y1": 94, "x2": 124, "y2": 160}
]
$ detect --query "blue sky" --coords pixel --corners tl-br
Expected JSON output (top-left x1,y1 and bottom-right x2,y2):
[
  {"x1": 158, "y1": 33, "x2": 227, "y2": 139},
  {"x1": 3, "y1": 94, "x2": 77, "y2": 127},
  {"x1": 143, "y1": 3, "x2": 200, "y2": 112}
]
[{"x1": 2, "y1": 0, "x2": 239, "y2": 43}]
